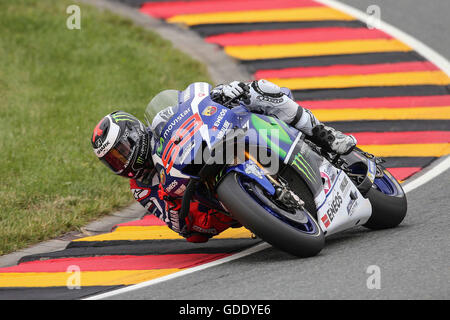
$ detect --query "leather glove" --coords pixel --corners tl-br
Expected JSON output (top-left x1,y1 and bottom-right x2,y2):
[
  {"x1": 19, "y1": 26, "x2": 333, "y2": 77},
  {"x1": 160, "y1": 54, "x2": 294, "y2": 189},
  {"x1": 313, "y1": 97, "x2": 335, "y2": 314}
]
[{"x1": 221, "y1": 81, "x2": 246, "y2": 101}]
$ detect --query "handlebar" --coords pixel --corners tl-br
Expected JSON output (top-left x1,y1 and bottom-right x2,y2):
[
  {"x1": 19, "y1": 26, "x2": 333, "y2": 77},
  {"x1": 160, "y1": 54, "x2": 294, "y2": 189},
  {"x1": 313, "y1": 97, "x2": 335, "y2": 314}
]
[{"x1": 223, "y1": 82, "x2": 251, "y2": 107}]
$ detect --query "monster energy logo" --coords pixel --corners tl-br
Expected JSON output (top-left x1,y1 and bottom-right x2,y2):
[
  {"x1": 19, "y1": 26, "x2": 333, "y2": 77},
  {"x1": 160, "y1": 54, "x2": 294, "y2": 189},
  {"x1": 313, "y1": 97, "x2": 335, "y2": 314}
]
[
  {"x1": 156, "y1": 137, "x2": 164, "y2": 156},
  {"x1": 292, "y1": 152, "x2": 317, "y2": 183},
  {"x1": 111, "y1": 112, "x2": 136, "y2": 123},
  {"x1": 136, "y1": 156, "x2": 144, "y2": 165}
]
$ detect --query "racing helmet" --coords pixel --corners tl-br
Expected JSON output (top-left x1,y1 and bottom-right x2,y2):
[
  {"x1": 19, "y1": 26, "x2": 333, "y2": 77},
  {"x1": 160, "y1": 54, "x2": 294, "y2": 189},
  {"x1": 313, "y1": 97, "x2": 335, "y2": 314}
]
[{"x1": 91, "y1": 111, "x2": 154, "y2": 179}]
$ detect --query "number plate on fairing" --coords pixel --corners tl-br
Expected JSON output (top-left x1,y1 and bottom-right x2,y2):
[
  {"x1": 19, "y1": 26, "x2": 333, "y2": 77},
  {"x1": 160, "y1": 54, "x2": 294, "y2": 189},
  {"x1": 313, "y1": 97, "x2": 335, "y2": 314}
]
[{"x1": 315, "y1": 160, "x2": 372, "y2": 236}]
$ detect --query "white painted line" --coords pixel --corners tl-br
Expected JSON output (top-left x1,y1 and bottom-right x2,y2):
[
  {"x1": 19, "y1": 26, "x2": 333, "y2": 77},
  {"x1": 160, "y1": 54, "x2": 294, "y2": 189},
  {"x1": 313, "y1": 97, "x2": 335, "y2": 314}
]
[
  {"x1": 86, "y1": 0, "x2": 450, "y2": 300},
  {"x1": 402, "y1": 155, "x2": 450, "y2": 193},
  {"x1": 84, "y1": 242, "x2": 271, "y2": 300}
]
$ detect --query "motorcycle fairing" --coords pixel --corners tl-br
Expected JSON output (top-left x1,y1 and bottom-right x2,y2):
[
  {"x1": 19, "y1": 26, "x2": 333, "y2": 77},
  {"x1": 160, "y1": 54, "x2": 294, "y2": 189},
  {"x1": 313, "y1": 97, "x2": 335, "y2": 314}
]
[
  {"x1": 154, "y1": 84, "x2": 237, "y2": 177},
  {"x1": 283, "y1": 140, "x2": 324, "y2": 198},
  {"x1": 316, "y1": 158, "x2": 372, "y2": 236},
  {"x1": 225, "y1": 160, "x2": 276, "y2": 196}
]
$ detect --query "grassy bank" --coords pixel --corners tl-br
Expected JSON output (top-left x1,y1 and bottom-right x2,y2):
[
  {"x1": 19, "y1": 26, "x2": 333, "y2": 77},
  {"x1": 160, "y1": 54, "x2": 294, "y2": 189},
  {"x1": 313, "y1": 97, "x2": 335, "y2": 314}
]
[{"x1": 0, "y1": 0, "x2": 212, "y2": 255}]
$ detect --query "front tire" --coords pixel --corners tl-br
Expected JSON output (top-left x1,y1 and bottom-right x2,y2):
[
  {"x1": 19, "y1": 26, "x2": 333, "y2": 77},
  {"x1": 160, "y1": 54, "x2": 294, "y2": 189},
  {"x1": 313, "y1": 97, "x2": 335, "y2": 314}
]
[{"x1": 217, "y1": 172, "x2": 324, "y2": 257}]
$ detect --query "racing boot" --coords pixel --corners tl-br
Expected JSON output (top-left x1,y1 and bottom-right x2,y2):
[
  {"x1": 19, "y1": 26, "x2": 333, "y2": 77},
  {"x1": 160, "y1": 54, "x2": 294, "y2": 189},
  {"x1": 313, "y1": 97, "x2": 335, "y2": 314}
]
[
  {"x1": 293, "y1": 108, "x2": 357, "y2": 155},
  {"x1": 309, "y1": 124, "x2": 357, "y2": 155}
]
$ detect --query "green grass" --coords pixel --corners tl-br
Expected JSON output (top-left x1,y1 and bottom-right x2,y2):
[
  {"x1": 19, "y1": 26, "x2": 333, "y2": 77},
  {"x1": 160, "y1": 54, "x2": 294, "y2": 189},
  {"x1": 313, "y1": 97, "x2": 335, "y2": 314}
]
[{"x1": 0, "y1": 0, "x2": 212, "y2": 255}]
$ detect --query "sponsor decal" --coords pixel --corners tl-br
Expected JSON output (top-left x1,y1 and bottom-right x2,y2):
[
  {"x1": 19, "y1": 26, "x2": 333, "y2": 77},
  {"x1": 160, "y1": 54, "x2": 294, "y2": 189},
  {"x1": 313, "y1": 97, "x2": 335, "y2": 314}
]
[
  {"x1": 291, "y1": 152, "x2": 317, "y2": 183},
  {"x1": 202, "y1": 106, "x2": 217, "y2": 116},
  {"x1": 367, "y1": 160, "x2": 377, "y2": 182},
  {"x1": 192, "y1": 225, "x2": 217, "y2": 235},
  {"x1": 178, "y1": 141, "x2": 196, "y2": 165},
  {"x1": 216, "y1": 120, "x2": 231, "y2": 141},
  {"x1": 339, "y1": 176, "x2": 350, "y2": 196},
  {"x1": 93, "y1": 117, "x2": 120, "y2": 157},
  {"x1": 156, "y1": 137, "x2": 164, "y2": 156},
  {"x1": 110, "y1": 112, "x2": 136, "y2": 123},
  {"x1": 213, "y1": 109, "x2": 228, "y2": 128},
  {"x1": 159, "y1": 169, "x2": 166, "y2": 185},
  {"x1": 132, "y1": 133, "x2": 149, "y2": 171},
  {"x1": 166, "y1": 180, "x2": 179, "y2": 192},
  {"x1": 321, "y1": 172, "x2": 332, "y2": 195},
  {"x1": 132, "y1": 188, "x2": 149, "y2": 201},
  {"x1": 346, "y1": 191, "x2": 359, "y2": 216},
  {"x1": 169, "y1": 210, "x2": 181, "y2": 233},
  {"x1": 158, "y1": 107, "x2": 175, "y2": 122},
  {"x1": 174, "y1": 183, "x2": 187, "y2": 196},
  {"x1": 95, "y1": 140, "x2": 110, "y2": 156},
  {"x1": 340, "y1": 176, "x2": 349, "y2": 192},
  {"x1": 256, "y1": 95, "x2": 284, "y2": 104},
  {"x1": 244, "y1": 162, "x2": 263, "y2": 179},
  {"x1": 162, "y1": 113, "x2": 202, "y2": 173},
  {"x1": 323, "y1": 163, "x2": 337, "y2": 183},
  {"x1": 135, "y1": 156, "x2": 144, "y2": 166},
  {"x1": 162, "y1": 108, "x2": 191, "y2": 140},
  {"x1": 321, "y1": 214, "x2": 331, "y2": 228},
  {"x1": 326, "y1": 192, "x2": 343, "y2": 223}
]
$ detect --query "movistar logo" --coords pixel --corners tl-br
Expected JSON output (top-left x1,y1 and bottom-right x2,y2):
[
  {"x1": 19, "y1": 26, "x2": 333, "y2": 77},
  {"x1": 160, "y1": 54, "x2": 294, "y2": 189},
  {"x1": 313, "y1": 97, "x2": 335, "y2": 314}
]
[{"x1": 292, "y1": 152, "x2": 317, "y2": 183}]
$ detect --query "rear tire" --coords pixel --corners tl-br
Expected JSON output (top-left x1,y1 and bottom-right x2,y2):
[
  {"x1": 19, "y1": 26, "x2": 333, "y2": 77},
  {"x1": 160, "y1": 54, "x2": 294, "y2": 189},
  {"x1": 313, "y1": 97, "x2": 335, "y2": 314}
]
[
  {"x1": 217, "y1": 172, "x2": 324, "y2": 257},
  {"x1": 363, "y1": 168, "x2": 407, "y2": 230}
]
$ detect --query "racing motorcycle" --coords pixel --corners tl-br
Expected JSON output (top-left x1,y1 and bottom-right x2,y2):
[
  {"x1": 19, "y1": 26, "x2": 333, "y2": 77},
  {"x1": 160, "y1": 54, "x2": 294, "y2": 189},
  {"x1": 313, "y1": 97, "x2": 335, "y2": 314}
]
[{"x1": 145, "y1": 82, "x2": 407, "y2": 257}]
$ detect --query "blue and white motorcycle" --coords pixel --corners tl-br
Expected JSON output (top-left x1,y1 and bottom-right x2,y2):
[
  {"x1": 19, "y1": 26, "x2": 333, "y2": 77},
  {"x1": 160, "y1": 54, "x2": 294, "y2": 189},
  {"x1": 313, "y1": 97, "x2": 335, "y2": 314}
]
[{"x1": 145, "y1": 82, "x2": 407, "y2": 257}]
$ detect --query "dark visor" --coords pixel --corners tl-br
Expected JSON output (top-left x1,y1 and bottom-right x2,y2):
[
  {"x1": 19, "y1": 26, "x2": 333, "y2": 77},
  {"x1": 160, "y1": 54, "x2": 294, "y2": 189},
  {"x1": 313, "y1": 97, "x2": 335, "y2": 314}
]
[{"x1": 100, "y1": 136, "x2": 136, "y2": 173}]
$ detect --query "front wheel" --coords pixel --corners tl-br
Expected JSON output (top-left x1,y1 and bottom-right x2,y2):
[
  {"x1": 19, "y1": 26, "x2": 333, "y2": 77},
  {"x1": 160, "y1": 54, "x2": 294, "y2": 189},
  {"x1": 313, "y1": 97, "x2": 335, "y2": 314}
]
[
  {"x1": 363, "y1": 166, "x2": 407, "y2": 229},
  {"x1": 217, "y1": 172, "x2": 324, "y2": 257}
]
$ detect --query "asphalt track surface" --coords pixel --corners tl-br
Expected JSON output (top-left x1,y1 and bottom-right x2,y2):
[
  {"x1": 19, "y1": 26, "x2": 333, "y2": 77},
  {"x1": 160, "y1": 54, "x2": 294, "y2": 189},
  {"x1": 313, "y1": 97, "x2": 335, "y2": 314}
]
[{"x1": 106, "y1": 0, "x2": 450, "y2": 300}]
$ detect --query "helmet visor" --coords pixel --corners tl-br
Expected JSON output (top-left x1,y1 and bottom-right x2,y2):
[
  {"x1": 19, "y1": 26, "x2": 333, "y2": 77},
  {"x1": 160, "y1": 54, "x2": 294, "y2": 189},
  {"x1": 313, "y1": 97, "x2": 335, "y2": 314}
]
[{"x1": 100, "y1": 136, "x2": 136, "y2": 173}]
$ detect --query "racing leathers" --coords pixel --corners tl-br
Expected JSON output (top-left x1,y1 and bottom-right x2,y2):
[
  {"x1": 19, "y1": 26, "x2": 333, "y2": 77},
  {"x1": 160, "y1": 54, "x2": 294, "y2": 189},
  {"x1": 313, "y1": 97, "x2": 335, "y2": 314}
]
[{"x1": 131, "y1": 80, "x2": 356, "y2": 243}]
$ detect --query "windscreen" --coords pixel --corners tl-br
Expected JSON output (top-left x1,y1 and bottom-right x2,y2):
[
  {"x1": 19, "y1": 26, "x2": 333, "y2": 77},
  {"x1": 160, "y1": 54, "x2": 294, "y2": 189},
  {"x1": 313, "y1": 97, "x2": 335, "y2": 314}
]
[{"x1": 144, "y1": 89, "x2": 179, "y2": 128}]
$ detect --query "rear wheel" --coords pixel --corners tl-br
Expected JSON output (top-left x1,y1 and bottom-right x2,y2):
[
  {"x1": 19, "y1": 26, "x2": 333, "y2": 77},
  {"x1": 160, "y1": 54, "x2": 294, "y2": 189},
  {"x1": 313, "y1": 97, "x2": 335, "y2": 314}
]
[
  {"x1": 217, "y1": 172, "x2": 324, "y2": 257},
  {"x1": 363, "y1": 166, "x2": 407, "y2": 229}
]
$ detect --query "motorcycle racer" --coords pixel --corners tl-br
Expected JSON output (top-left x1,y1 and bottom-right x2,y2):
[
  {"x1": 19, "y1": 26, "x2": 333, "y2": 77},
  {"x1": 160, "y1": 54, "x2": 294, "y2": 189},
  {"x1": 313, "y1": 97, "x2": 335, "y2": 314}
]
[{"x1": 91, "y1": 80, "x2": 357, "y2": 243}]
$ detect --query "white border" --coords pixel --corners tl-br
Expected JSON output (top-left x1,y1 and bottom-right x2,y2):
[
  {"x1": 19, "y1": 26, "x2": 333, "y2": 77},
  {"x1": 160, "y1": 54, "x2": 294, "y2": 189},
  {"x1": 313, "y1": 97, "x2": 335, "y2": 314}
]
[{"x1": 86, "y1": 0, "x2": 450, "y2": 299}]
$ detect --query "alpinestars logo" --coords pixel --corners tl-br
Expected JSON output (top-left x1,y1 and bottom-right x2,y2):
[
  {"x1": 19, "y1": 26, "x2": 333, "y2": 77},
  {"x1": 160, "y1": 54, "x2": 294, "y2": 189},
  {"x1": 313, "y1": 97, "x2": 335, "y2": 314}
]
[{"x1": 256, "y1": 95, "x2": 284, "y2": 104}]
